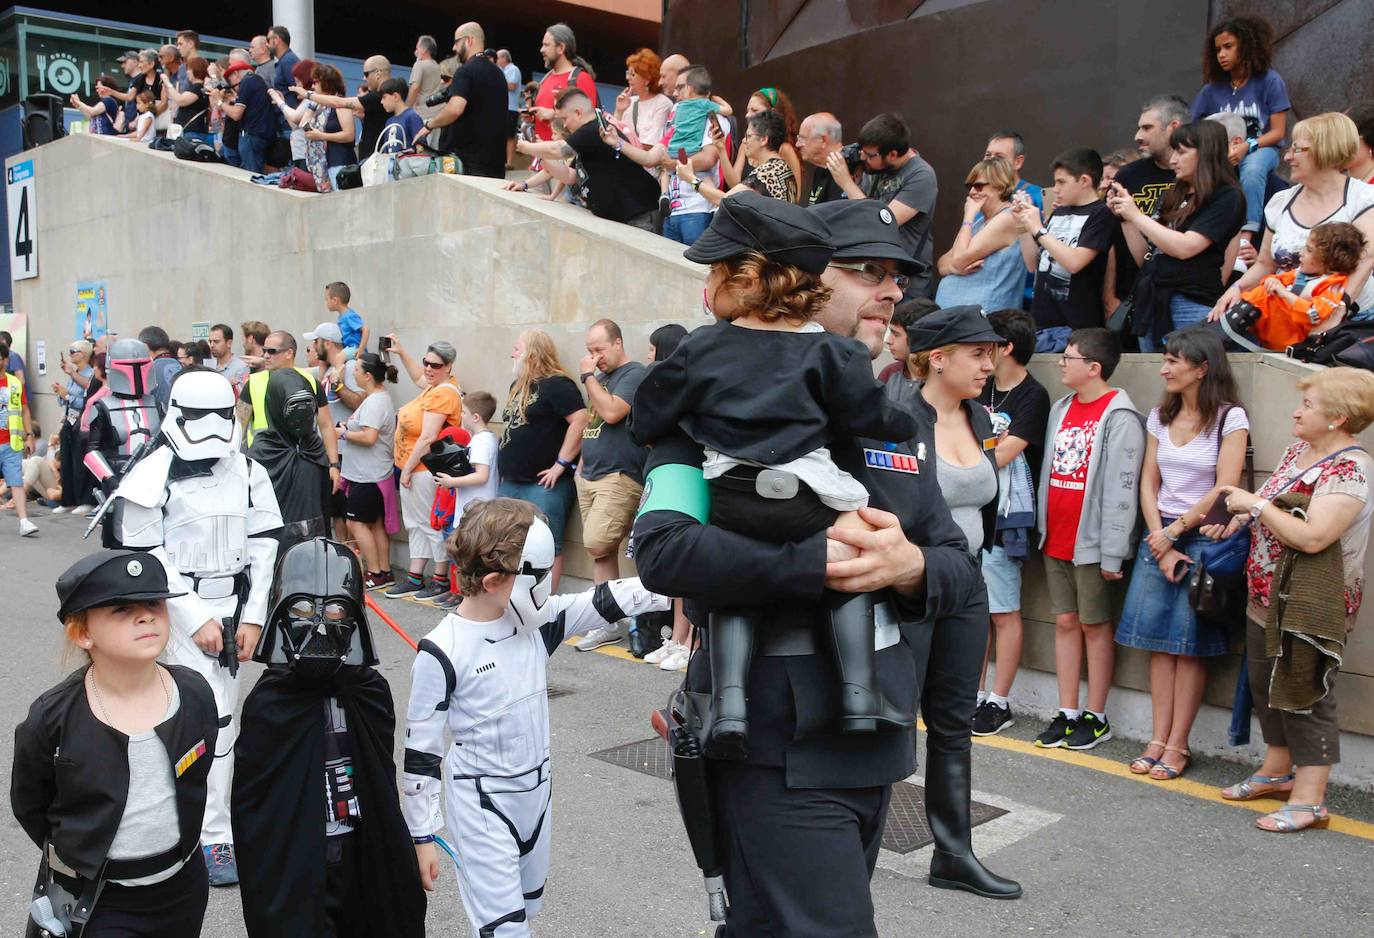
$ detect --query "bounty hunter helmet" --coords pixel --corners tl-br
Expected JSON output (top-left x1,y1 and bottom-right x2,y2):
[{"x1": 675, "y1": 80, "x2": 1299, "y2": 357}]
[
  {"x1": 259, "y1": 537, "x2": 378, "y2": 675},
  {"x1": 105, "y1": 338, "x2": 156, "y2": 399}
]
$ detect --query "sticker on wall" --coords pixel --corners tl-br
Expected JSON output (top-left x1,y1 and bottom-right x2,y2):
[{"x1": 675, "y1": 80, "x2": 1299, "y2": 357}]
[{"x1": 75, "y1": 280, "x2": 108, "y2": 341}]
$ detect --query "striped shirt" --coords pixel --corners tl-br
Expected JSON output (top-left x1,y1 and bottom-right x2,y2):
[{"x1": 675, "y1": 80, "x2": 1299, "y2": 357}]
[{"x1": 1149, "y1": 406, "x2": 1249, "y2": 518}]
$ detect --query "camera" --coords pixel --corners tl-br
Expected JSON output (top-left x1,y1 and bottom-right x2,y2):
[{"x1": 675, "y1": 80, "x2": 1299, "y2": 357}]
[
  {"x1": 424, "y1": 85, "x2": 451, "y2": 109},
  {"x1": 840, "y1": 142, "x2": 864, "y2": 172},
  {"x1": 207, "y1": 79, "x2": 228, "y2": 91}
]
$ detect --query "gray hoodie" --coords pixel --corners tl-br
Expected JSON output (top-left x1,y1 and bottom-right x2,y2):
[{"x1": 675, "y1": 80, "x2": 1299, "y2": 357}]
[{"x1": 1036, "y1": 387, "x2": 1145, "y2": 574}]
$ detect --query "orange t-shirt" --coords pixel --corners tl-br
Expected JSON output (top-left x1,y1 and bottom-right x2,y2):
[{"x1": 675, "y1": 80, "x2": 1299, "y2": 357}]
[
  {"x1": 1241, "y1": 269, "x2": 1349, "y2": 351},
  {"x1": 394, "y1": 379, "x2": 463, "y2": 469}
]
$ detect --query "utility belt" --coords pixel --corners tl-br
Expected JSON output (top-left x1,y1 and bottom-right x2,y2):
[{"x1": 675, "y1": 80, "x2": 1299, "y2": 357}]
[
  {"x1": 755, "y1": 601, "x2": 901, "y2": 657},
  {"x1": 188, "y1": 569, "x2": 250, "y2": 604},
  {"x1": 30, "y1": 843, "x2": 188, "y2": 937}
]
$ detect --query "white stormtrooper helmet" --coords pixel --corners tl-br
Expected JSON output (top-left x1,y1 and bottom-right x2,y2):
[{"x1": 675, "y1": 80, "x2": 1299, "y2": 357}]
[
  {"x1": 163, "y1": 370, "x2": 241, "y2": 460},
  {"x1": 509, "y1": 516, "x2": 555, "y2": 631}
]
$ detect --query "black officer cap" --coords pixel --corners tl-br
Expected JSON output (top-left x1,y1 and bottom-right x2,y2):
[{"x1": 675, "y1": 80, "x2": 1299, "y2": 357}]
[
  {"x1": 684, "y1": 190, "x2": 834, "y2": 274},
  {"x1": 908, "y1": 305, "x2": 1005, "y2": 352},
  {"x1": 55, "y1": 550, "x2": 185, "y2": 624},
  {"x1": 810, "y1": 199, "x2": 923, "y2": 275}
]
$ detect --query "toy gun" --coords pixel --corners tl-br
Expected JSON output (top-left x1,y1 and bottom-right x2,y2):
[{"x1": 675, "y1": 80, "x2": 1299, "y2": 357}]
[
  {"x1": 218, "y1": 617, "x2": 239, "y2": 678},
  {"x1": 82, "y1": 432, "x2": 161, "y2": 539}
]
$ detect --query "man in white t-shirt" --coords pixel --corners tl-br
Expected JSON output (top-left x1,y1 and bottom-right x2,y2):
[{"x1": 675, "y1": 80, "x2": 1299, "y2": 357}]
[{"x1": 497, "y1": 49, "x2": 522, "y2": 170}]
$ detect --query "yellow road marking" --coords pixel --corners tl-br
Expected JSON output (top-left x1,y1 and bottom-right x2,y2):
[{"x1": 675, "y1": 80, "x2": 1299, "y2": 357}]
[{"x1": 567, "y1": 643, "x2": 1374, "y2": 840}]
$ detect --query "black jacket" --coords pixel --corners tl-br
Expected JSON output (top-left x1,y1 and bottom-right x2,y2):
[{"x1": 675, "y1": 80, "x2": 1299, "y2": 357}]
[
  {"x1": 632, "y1": 430, "x2": 981, "y2": 790},
  {"x1": 11, "y1": 665, "x2": 218, "y2": 880}
]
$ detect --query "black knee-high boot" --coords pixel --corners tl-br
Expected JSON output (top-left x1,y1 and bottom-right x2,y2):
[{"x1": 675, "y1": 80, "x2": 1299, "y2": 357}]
[
  {"x1": 924, "y1": 747, "x2": 1022, "y2": 899},
  {"x1": 706, "y1": 610, "x2": 755, "y2": 760},
  {"x1": 826, "y1": 591, "x2": 915, "y2": 733}
]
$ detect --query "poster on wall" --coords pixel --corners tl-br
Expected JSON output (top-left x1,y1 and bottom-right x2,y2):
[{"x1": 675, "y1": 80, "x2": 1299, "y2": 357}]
[
  {"x1": 0, "y1": 311, "x2": 28, "y2": 374},
  {"x1": 6, "y1": 159, "x2": 37, "y2": 282},
  {"x1": 75, "y1": 281, "x2": 108, "y2": 342}
]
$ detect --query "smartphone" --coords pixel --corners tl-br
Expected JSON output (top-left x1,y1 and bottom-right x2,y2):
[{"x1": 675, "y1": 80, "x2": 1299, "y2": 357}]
[
  {"x1": 677, "y1": 147, "x2": 688, "y2": 164},
  {"x1": 711, "y1": 113, "x2": 725, "y2": 135},
  {"x1": 595, "y1": 108, "x2": 608, "y2": 133},
  {"x1": 1200, "y1": 498, "x2": 1234, "y2": 529},
  {"x1": 380, "y1": 336, "x2": 393, "y2": 351}
]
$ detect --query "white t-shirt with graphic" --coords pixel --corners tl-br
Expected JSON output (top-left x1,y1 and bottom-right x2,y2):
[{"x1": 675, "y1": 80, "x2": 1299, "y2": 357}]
[{"x1": 1264, "y1": 179, "x2": 1374, "y2": 311}]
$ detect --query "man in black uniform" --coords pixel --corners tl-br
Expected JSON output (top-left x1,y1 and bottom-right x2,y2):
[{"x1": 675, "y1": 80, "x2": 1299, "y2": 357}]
[{"x1": 632, "y1": 198, "x2": 983, "y2": 937}]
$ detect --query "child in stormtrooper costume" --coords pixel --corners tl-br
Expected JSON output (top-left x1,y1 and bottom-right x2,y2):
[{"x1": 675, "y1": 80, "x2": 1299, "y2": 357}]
[
  {"x1": 112, "y1": 368, "x2": 283, "y2": 886},
  {"x1": 403, "y1": 497, "x2": 669, "y2": 938}
]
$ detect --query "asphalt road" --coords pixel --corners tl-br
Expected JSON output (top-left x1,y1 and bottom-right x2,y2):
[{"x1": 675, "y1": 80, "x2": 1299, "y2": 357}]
[{"x1": 2, "y1": 508, "x2": 1372, "y2": 937}]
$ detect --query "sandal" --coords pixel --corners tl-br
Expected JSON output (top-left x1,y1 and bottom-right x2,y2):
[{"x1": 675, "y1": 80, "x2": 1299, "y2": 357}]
[
  {"x1": 1149, "y1": 746, "x2": 1190, "y2": 781},
  {"x1": 1256, "y1": 803, "x2": 1329, "y2": 833},
  {"x1": 1129, "y1": 740, "x2": 1166, "y2": 775},
  {"x1": 1221, "y1": 772, "x2": 1295, "y2": 801}
]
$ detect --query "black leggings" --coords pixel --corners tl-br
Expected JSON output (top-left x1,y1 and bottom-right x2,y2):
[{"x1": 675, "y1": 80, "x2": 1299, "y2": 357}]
[{"x1": 83, "y1": 856, "x2": 209, "y2": 938}]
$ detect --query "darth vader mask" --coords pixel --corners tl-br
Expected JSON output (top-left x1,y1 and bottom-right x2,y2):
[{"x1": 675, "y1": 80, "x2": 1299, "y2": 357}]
[{"x1": 260, "y1": 537, "x2": 378, "y2": 677}]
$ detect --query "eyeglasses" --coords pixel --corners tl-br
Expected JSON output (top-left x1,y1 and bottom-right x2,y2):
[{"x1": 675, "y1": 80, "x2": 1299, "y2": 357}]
[
  {"x1": 1286, "y1": 144, "x2": 1311, "y2": 155},
  {"x1": 422, "y1": 359, "x2": 446, "y2": 369},
  {"x1": 965, "y1": 181, "x2": 990, "y2": 192},
  {"x1": 861, "y1": 149, "x2": 882, "y2": 161},
  {"x1": 1058, "y1": 355, "x2": 1095, "y2": 365},
  {"x1": 829, "y1": 260, "x2": 910, "y2": 292}
]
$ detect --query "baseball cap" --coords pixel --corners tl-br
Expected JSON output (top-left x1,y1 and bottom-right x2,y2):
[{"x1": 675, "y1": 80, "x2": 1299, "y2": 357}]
[{"x1": 304, "y1": 322, "x2": 344, "y2": 344}]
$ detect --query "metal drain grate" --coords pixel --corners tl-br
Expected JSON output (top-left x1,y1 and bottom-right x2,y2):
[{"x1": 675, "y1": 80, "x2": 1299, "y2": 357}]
[
  {"x1": 588, "y1": 739, "x2": 1008, "y2": 855},
  {"x1": 588, "y1": 736, "x2": 673, "y2": 779}
]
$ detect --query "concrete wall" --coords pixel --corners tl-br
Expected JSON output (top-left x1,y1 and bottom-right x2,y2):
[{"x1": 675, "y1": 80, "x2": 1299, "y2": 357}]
[{"x1": 13, "y1": 134, "x2": 1374, "y2": 781}]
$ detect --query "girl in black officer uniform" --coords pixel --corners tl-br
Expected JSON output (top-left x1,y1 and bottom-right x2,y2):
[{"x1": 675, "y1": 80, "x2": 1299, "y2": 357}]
[{"x1": 12, "y1": 550, "x2": 219, "y2": 938}]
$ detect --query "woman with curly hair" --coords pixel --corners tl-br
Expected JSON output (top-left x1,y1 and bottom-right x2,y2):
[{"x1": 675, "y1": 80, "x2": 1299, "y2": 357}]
[
  {"x1": 497, "y1": 329, "x2": 588, "y2": 591},
  {"x1": 1191, "y1": 14, "x2": 1292, "y2": 246},
  {"x1": 724, "y1": 86, "x2": 805, "y2": 203},
  {"x1": 632, "y1": 190, "x2": 918, "y2": 758}
]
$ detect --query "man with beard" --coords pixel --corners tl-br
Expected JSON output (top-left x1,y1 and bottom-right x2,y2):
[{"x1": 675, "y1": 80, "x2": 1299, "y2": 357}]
[
  {"x1": 530, "y1": 22, "x2": 597, "y2": 142},
  {"x1": 631, "y1": 198, "x2": 998, "y2": 937},
  {"x1": 232, "y1": 537, "x2": 425, "y2": 938},
  {"x1": 418, "y1": 21, "x2": 509, "y2": 178}
]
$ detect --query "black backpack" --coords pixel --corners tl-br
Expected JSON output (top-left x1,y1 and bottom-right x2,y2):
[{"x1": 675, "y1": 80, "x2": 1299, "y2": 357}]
[
  {"x1": 172, "y1": 135, "x2": 223, "y2": 163},
  {"x1": 1287, "y1": 315, "x2": 1374, "y2": 366}
]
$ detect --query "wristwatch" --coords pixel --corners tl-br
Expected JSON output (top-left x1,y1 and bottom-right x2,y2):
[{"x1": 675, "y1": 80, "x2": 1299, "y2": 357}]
[
  {"x1": 329, "y1": 461, "x2": 341, "y2": 469},
  {"x1": 1249, "y1": 497, "x2": 1269, "y2": 519},
  {"x1": 580, "y1": 371, "x2": 595, "y2": 383},
  {"x1": 1033, "y1": 226, "x2": 1050, "y2": 242},
  {"x1": 691, "y1": 178, "x2": 703, "y2": 191}
]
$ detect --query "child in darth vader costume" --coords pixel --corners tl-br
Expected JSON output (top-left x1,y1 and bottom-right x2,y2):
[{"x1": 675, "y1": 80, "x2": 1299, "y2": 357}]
[
  {"x1": 247, "y1": 368, "x2": 330, "y2": 552},
  {"x1": 403, "y1": 497, "x2": 669, "y2": 938},
  {"x1": 231, "y1": 536, "x2": 425, "y2": 938}
]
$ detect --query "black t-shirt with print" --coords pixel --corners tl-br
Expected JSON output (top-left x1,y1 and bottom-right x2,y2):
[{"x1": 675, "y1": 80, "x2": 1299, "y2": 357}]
[
  {"x1": 1030, "y1": 200, "x2": 1118, "y2": 330},
  {"x1": 498, "y1": 376, "x2": 585, "y2": 483},
  {"x1": 566, "y1": 120, "x2": 661, "y2": 222},
  {"x1": 805, "y1": 165, "x2": 846, "y2": 206},
  {"x1": 1111, "y1": 159, "x2": 1175, "y2": 300},
  {"x1": 978, "y1": 370, "x2": 1051, "y2": 485},
  {"x1": 1154, "y1": 184, "x2": 1245, "y2": 304}
]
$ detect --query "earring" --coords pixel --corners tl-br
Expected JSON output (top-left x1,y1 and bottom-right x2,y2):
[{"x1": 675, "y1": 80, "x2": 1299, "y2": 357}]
[
  {"x1": 1329, "y1": 424, "x2": 1336, "y2": 431},
  {"x1": 936, "y1": 366, "x2": 943, "y2": 375}
]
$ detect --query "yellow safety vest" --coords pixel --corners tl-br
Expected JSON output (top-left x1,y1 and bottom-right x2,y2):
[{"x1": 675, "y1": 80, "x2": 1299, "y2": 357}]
[
  {"x1": 4, "y1": 372, "x2": 23, "y2": 452},
  {"x1": 245, "y1": 367, "x2": 318, "y2": 446}
]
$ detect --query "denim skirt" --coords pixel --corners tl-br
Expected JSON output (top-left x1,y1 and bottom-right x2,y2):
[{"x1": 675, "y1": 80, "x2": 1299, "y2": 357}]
[{"x1": 1115, "y1": 525, "x2": 1228, "y2": 656}]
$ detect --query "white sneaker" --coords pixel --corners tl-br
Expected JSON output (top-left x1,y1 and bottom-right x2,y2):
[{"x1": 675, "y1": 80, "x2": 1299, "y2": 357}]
[
  {"x1": 574, "y1": 622, "x2": 628, "y2": 652},
  {"x1": 71, "y1": 505, "x2": 92, "y2": 516},
  {"x1": 51, "y1": 506, "x2": 67, "y2": 514},
  {"x1": 658, "y1": 645, "x2": 690, "y2": 671},
  {"x1": 643, "y1": 639, "x2": 680, "y2": 665},
  {"x1": 19, "y1": 518, "x2": 37, "y2": 537}
]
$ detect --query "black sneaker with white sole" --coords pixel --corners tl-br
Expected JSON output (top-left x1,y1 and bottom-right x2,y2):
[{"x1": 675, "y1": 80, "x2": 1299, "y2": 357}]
[
  {"x1": 1034, "y1": 711, "x2": 1075, "y2": 748},
  {"x1": 972, "y1": 700, "x2": 1014, "y2": 737},
  {"x1": 1064, "y1": 712, "x2": 1112, "y2": 750}
]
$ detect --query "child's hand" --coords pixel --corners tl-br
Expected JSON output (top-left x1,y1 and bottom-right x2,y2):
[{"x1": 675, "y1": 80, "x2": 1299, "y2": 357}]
[
  {"x1": 434, "y1": 472, "x2": 458, "y2": 488},
  {"x1": 415, "y1": 841, "x2": 440, "y2": 891}
]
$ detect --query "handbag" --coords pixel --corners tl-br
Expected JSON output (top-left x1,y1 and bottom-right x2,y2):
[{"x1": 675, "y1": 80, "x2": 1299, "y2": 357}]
[
  {"x1": 278, "y1": 166, "x2": 319, "y2": 191},
  {"x1": 1106, "y1": 296, "x2": 1133, "y2": 334}
]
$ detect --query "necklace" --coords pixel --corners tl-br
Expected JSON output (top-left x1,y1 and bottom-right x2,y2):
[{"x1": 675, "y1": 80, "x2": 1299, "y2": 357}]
[{"x1": 88, "y1": 666, "x2": 171, "y2": 727}]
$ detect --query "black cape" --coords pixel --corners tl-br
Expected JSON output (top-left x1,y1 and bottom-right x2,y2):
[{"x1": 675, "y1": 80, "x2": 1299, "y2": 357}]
[
  {"x1": 247, "y1": 368, "x2": 329, "y2": 528},
  {"x1": 231, "y1": 666, "x2": 426, "y2": 938}
]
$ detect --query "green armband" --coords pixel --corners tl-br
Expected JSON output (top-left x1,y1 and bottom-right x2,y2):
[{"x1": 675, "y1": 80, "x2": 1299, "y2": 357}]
[{"x1": 636, "y1": 462, "x2": 710, "y2": 525}]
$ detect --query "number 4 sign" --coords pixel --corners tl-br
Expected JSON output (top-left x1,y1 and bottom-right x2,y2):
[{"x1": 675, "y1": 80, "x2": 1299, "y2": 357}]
[{"x1": 7, "y1": 159, "x2": 37, "y2": 281}]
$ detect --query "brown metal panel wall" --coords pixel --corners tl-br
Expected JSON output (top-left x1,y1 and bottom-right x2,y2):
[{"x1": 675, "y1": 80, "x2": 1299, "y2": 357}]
[{"x1": 664, "y1": 0, "x2": 1209, "y2": 270}]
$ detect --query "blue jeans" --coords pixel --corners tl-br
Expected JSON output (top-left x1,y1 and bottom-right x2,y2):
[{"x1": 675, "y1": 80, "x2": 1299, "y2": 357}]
[
  {"x1": 221, "y1": 140, "x2": 242, "y2": 168},
  {"x1": 238, "y1": 134, "x2": 271, "y2": 173},
  {"x1": 663, "y1": 211, "x2": 712, "y2": 246},
  {"x1": 497, "y1": 477, "x2": 575, "y2": 555},
  {"x1": 1035, "y1": 326, "x2": 1072, "y2": 354},
  {"x1": 180, "y1": 131, "x2": 213, "y2": 146},
  {"x1": 1238, "y1": 147, "x2": 1281, "y2": 232},
  {"x1": 1139, "y1": 294, "x2": 1215, "y2": 350}
]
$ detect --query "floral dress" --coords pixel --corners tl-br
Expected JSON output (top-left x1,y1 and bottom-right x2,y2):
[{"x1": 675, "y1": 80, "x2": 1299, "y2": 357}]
[{"x1": 1246, "y1": 441, "x2": 1374, "y2": 621}]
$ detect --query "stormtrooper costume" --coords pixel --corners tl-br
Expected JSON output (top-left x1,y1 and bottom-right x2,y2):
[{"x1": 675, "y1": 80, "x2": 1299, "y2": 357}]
[
  {"x1": 403, "y1": 517, "x2": 670, "y2": 938},
  {"x1": 113, "y1": 370, "x2": 283, "y2": 855}
]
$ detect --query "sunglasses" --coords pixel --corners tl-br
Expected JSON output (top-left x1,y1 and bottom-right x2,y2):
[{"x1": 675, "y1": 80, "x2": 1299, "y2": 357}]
[
  {"x1": 263, "y1": 347, "x2": 288, "y2": 355},
  {"x1": 965, "y1": 181, "x2": 990, "y2": 191},
  {"x1": 422, "y1": 358, "x2": 446, "y2": 369}
]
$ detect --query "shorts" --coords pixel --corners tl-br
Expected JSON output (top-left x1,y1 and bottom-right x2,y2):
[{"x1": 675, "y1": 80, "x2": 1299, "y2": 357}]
[
  {"x1": 507, "y1": 110, "x2": 520, "y2": 137},
  {"x1": 981, "y1": 545, "x2": 1022, "y2": 614},
  {"x1": 1043, "y1": 555, "x2": 1116, "y2": 625},
  {"x1": 0, "y1": 446, "x2": 22, "y2": 487},
  {"x1": 575, "y1": 472, "x2": 644, "y2": 555},
  {"x1": 345, "y1": 480, "x2": 384, "y2": 523},
  {"x1": 498, "y1": 476, "x2": 575, "y2": 555},
  {"x1": 327, "y1": 479, "x2": 348, "y2": 520}
]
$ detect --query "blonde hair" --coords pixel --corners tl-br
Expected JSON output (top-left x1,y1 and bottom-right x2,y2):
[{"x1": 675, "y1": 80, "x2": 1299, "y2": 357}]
[
  {"x1": 908, "y1": 344, "x2": 962, "y2": 381},
  {"x1": 1291, "y1": 113, "x2": 1359, "y2": 170},
  {"x1": 966, "y1": 157, "x2": 1017, "y2": 200},
  {"x1": 1297, "y1": 366, "x2": 1374, "y2": 434},
  {"x1": 446, "y1": 498, "x2": 539, "y2": 596},
  {"x1": 711, "y1": 253, "x2": 832, "y2": 326},
  {"x1": 507, "y1": 330, "x2": 574, "y2": 422}
]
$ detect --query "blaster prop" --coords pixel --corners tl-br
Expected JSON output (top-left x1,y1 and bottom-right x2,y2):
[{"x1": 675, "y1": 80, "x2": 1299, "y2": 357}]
[
  {"x1": 662, "y1": 696, "x2": 729, "y2": 922},
  {"x1": 82, "y1": 433, "x2": 161, "y2": 539},
  {"x1": 218, "y1": 618, "x2": 239, "y2": 678}
]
